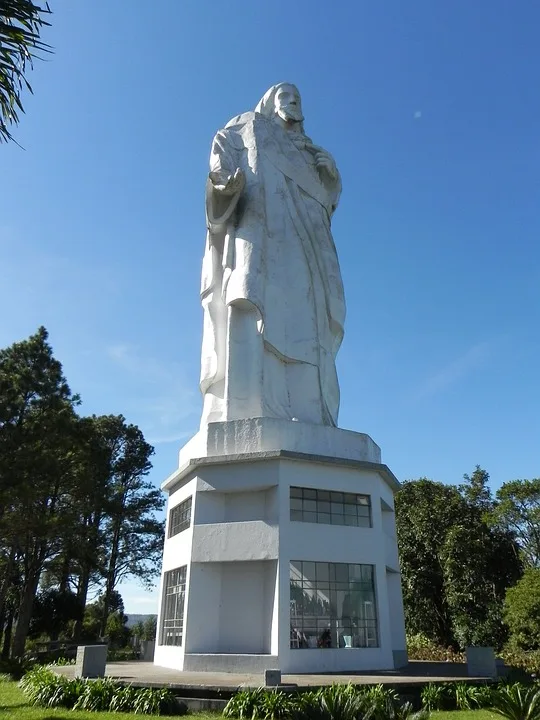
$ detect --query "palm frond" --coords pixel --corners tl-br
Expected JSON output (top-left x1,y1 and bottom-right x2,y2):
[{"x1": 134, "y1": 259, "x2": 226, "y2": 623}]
[{"x1": 0, "y1": 0, "x2": 52, "y2": 143}]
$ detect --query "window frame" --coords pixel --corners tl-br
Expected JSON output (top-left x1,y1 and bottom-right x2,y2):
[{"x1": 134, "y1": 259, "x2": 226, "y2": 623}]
[
  {"x1": 168, "y1": 496, "x2": 192, "y2": 538},
  {"x1": 159, "y1": 566, "x2": 187, "y2": 646},
  {"x1": 289, "y1": 560, "x2": 379, "y2": 650},
  {"x1": 289, "y1": 486, "x2": 372, "y2": 528}
]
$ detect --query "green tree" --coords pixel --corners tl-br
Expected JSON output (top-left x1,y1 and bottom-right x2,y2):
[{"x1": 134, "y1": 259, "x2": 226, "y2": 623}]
[
  {"x1": 142, "y1": 615, "x2": 157, "y2": 641},
  {"x1": 396, "y1": 474, "x2": 521, "y2": 649},
  {"x1": 504, "y1": 568, "x2": 540, "y2": 650},
  {"x1": 0, "y1": 327, "x2": 83, "y2": 657},
  {"x1": 493, "y1": 479, "x2": 540, "y2": 568},
  {"x1": 94, "y1": 415, "x2": 163, "y2": 636},
  {"x1": 396, "y1": 478, "x2": 463, "y2": 645},
  {"x1": 459, "y1": 465, "x2": 494, "y2": 515},
  {"x1": 29, "y1": 588, "x2": 82, "y2": 641},
  {"x1": 0, "y1": 0, "x2": 51, "y2": 143},
  {"x1": 442, "y1": 522, "x2": 521, "y2": 648}
]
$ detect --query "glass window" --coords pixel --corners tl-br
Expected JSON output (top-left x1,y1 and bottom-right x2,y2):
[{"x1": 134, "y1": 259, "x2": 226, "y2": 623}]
[
  {"x1": 289, "y1": 487, "x2": 371, "y2": 528},
  {"x1": 159, "y1": 566, "x2": 187, "y2": 646},
  {"x1": 289, "y1": 561, "x2": 378, "y2": 650},
  {"x1": 168, "y1": 496, "x2": 192, "y2": 538}
]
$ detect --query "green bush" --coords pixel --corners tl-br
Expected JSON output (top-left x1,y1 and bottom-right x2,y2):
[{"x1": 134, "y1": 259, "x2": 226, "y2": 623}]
[
  {"x1": 420, "y1": 683, "x2": 452, "y2": 711},
  {"x1": 454, "y1": 682, "x2": 492, "y2": 710},
  {"x1": 107, "y1": 646, "x2": 140, "y2": 661},
  {"x1": 223, "y1": 687, "x2": 267, "y2": 718},
  {"x1": 502, "y1": 650, "x2": 540, "y2": 679},
  {"x1": 222, "y1": 684, "x2": 423, "y2": 720},
  {"x1": 72, "y1": 676, "x2": 119, "y2": 711},
  {"x1": 109, "y1": 684, "x2": 141, "y2": 712},
  {"x1": 19, "y1": 666, "x2": 183, "y2": 715},
  {"x1": 504, "y1": 569, "x2": 540, "y2": 652},
  {"x1": 406, "y1": 633, "x2": 464, "y2": 662},
  {"x1": 491, "y1": 683, "x2": 540, "y2": 720},
  {"x1": 133, "y1": 687, "x2": 183, "y2": 715}
]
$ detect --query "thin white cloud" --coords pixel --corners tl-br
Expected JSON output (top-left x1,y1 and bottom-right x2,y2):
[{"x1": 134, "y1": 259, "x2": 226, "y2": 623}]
[
  {"x1": 106, "y1": 344, "x2": 199, "y2": 444},
  {"x1": 416, "y1": 341, "x2": 491, "y2": 399}
]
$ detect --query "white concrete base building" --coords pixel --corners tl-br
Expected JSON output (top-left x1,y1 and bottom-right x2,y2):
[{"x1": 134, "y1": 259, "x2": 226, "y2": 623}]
[{"x1": 154, "y1": 418, "x2": 407, "y2": 674}]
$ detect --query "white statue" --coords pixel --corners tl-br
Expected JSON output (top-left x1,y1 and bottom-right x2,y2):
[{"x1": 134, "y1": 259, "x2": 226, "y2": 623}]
[{"x1": 200, "y1": 83, "x2": 345, "y2": 427}]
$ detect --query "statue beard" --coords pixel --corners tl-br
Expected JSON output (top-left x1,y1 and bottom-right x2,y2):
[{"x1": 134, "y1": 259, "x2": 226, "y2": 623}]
[{"x1": 277, "y1": 106, "x2": 304, "y2": 124}]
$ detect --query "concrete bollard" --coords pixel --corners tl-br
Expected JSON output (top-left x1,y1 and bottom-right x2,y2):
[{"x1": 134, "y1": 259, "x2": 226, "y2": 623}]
[
  {"x1": 466, "y1": 647, "x2": 497, "y2": 678},
  {"x1": 74, "y1": 645, "x2": 107, "y2": 678},
  {"x1": 264, "y1": 669, "x2": 281, "y2": 687}
]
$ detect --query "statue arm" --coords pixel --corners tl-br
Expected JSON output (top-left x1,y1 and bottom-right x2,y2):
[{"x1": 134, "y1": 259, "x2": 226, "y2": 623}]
[
  {"x1": 306, "y1": 142, "x2": 342, "y2": 215},
  {"x1": 206, "y1": 130, "x2": 244, "y2": 232}
]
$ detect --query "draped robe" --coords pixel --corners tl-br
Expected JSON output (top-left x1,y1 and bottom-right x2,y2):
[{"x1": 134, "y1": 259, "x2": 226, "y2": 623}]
[{"x1": 200, "y1": 110, "x2": 345, "y2": 427}]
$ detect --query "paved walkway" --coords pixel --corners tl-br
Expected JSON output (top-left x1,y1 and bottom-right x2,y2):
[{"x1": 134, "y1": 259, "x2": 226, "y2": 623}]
[{"x1": 57, "y1": 660, "x2": 485, "y2": 691}]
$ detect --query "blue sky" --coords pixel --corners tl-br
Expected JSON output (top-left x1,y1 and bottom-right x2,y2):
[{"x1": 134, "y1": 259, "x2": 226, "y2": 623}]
[{"x1": 2, "y1": 0, "x2": 539, "y2": 612}]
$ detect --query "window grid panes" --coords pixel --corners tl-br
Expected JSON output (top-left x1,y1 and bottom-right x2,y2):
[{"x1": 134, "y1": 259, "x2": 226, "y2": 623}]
[
  {"x1": 168, "y1": 496, "x2": 192, "y2": 538},
  {"x1": 290, "y1": 561, "x2": 378, "y2": 650},
  {"x1": 159, "y1": 566, "x2": 187, "y2": 646},
  {"x1": 290, "y1": 487, "x2": 371, "y2": 527}
]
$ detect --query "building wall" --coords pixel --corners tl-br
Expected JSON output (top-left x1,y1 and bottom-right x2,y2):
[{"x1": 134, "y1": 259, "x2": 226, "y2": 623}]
[{"x1": 155, "y1": 436, "x2": 406, "y2": 673}]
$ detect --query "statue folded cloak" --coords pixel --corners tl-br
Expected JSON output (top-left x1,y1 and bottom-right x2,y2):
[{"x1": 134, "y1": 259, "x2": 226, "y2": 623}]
[{"x1": 200, "y1": 84, "x2": 346, "y2": 427}]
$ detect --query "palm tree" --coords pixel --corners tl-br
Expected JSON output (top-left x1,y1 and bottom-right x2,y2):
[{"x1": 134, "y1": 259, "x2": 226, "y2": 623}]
[{"x1": 0, "y1": 0, "x2": 51, "y2": 143}]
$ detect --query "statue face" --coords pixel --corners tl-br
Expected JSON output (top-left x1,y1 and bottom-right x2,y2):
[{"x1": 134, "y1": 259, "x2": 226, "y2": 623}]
[{"x1": 274, "y1": 84, "x2": 304, "y2": 124}]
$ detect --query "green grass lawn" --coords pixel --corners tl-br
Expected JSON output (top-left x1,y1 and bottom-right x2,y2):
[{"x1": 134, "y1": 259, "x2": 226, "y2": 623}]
[
  {"x1": 432, "y1": 713, "x2": 499, "y2": 720},
  {"x1": 0, "y1": 680, "x2": 504, "y2": 720},
  {"x1": 0, "y1": 679, "x2": 219, "y2": 719}
]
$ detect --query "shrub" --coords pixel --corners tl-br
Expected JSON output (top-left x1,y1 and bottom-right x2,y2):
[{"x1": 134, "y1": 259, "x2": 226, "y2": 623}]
[
  {"x1": 454, "y1": 682, "x2": 490, "y2": 710},
  {"x1": 224, "y1": 688, "x2": 268, "y2": 718},
  {"x1": 358, "y1": 684, "x2": 400, "y2": 716},
  {"x1": 406, "y1": 634, "x2": 464, "y2": 663},
  {"x1": 133, "y1": 686, "x2": 181, "y2": 715},
  {"x1": 19, "y1": 666, "x2": 183, "y2": 715},
  {"x1": 501, "y1": 650, "x2": 540, "y2": 679},
  {"x1": 504, "y1": 569, "x2": 540, "y2": 651},
  {"x1": 367, "y1": 699, "x2": 429, "y2": 720},
  {"x1": 258, "y1": 690, "x2": 295, "y2": 720},
  {"x1": 19, "y1": 666, "x2": 62, "y2": 706},
  {"x1": 72, "y1": 676, "x2": 118, "y2": 711},
  {"x1": 109, "y1": 684, "x2": 141, "y2": 712},
  {"x1": 491, "y1": 683, "x2": 540, "y2": 720},
  {"x1": 293, "y1": 685, "x2": 364, "y2": 720},
  {"x1": 421, "y1": 683, "x2": 452, "y2": 711}
]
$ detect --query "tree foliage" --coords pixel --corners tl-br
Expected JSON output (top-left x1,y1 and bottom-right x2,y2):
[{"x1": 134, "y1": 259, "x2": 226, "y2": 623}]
[
  {"x1": 504, "y1": 568, "x2": 540, "y2": 651},
  {"x1": 0, "y1": 328, "x2": 163, "y2": 658},
  {"x1": 0, "y1": 0, "x2": 51, "y2": 143},
  {"x1": 493, "y1": 479, "x2": 540, "y2": 568},
  {"x1": 396, "y1": 470, "x2": 522, "y2": 649}
]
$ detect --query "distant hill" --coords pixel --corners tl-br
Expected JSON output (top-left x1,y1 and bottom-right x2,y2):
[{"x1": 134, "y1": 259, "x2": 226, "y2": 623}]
[{"x1": 125, "y1": 614, "x2": 157, "y2": 628}]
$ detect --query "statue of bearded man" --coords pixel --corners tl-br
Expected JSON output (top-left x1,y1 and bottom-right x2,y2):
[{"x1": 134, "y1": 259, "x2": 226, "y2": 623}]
[{"x1": 200, "y1": 83, "x2": 346, "y2": 428}]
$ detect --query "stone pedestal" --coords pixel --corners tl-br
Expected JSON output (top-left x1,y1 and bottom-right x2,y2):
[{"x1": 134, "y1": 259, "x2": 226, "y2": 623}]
[
  {"x1": 75, "y1": 645, "x2": 107, "y2": 678},
  {"x1": 154, "y1": 418, "x2": 407, "y2": 674},
  {"x1": 467, "y1": 647, "x2": 497, "y2": 678}
]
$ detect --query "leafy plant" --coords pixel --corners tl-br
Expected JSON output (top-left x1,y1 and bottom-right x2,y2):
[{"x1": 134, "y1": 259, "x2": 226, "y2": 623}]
[
  {"x1": 358, "y1": 684, "x2": 400, "y2": 718},
  {"x1": 293, "y1": 685, "x2": 364, "y2": 720},
  {"x1": 19, "y1": 666, "x2": 60, "y2": 706},
  {"x1": 259, "y1": 690, "x2": 295, "y2": 720},
  {"x1": 109, "y1": 684, "x2": 141, "y2": 712},
  {"x1": 132, "y1": 686, "x2": 181, "y2": 715},
  {"x1": 0, "y1": 0, "x2": 52, "y2": 143},
  {"x1": 421, "y1": 683, "x2": 451, "y2": 711},
  {"x1": 491, "y1": 683, "x2": 540, "y2": 720},
  {"x1": 367, "y1": 698, "x2": 429, "y2": 720},
  {"x1": 224, "y1": 688, "x2": 268, "y2": 718},
  {"x1": 72, "y1": 676, "x2": 118, "y2": 711}
]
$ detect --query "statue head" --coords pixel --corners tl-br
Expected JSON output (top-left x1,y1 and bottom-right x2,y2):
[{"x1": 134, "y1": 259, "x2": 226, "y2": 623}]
[{"x1": 255, "y1": 83, "x2": 304, "y2": 128}]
